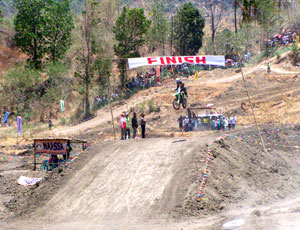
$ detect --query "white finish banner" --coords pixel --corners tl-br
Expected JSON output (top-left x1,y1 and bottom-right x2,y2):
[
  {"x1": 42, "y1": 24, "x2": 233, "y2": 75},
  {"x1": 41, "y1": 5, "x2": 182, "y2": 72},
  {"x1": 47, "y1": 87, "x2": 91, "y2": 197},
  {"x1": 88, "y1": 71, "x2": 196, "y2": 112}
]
[{"x1": 128, "y1": 56, "x2": 225, "y2": 69}]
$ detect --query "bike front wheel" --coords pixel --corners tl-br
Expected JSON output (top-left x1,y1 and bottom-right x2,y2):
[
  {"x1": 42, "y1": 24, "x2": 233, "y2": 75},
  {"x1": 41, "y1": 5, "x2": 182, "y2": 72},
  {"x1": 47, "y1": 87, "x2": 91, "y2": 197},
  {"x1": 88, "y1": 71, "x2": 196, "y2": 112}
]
[{"x1": 173, "y1": 98, "x2": 180, "y2": 110}]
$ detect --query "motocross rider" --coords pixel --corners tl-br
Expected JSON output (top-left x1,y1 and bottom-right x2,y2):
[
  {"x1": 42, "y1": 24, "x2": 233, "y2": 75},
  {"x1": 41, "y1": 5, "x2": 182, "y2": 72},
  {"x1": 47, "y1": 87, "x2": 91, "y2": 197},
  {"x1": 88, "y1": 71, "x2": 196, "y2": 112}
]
[{"x1": 175, "y1": 78, "x2": 188, "y2": 100}]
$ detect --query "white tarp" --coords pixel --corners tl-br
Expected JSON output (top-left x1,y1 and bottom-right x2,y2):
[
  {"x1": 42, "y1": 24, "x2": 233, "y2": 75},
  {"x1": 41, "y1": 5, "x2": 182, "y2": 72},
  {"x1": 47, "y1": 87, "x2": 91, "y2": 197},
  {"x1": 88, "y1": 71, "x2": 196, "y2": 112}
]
[
  {"x1": 17, "y1": 176, "x2": 42, "y2": 186},
  {"x1": 128, "y1": 55, "x2": 225, "y2": 69}
]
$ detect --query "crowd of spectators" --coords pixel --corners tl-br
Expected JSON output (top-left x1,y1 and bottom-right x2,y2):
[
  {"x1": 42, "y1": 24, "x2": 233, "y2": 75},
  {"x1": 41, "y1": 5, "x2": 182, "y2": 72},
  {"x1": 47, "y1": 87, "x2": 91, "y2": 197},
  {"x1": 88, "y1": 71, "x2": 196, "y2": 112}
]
[
  {"x1": 225, "y1": 52, "x2": 250, "y2": 68},
  {"x1": 178, "y1": 115, "x2": 236, "y2": 132},
  {"x1": 126, "y1": 68, "x2": 159, "y2": 90},
  {"x1": 268, "y1": 32, "x2": 296, "y2": 47},
  {"x1": 94, "y1": 93, "x2": 119, "y2": 108}
]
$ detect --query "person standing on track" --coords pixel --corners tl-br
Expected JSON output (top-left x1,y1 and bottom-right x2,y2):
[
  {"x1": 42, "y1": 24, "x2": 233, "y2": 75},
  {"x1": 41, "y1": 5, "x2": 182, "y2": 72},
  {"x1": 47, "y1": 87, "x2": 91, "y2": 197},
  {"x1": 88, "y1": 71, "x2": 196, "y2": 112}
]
[
  {"x1": 232, "y1": 115, "x2": 236, "y2": 130},
  {"x1": 132, "y1": 112, "x2": 138, "y2": 139},
  {"x1": 125, "y1": 113, "x2": 131, "y2": 139},
  {"x1": 267, "y1": 62, "x2": 271, "y2": 73},
  {"x1": 140, "y1": 113, "x2": 146, "y2": 138},
  {"x1": 120, "y1": 113, "x2": 127, "y2": 140}
]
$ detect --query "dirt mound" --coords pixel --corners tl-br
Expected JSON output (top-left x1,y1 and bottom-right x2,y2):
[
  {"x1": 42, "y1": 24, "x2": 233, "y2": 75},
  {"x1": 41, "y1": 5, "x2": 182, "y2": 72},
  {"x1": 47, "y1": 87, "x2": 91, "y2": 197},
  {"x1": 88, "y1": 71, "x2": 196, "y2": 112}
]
[
  {"x1": 3, "y1": 126, "x2": 300, "y2": 230},
  {"x1": 166, "y1": 136, "x2": 300, "y2": 218}
]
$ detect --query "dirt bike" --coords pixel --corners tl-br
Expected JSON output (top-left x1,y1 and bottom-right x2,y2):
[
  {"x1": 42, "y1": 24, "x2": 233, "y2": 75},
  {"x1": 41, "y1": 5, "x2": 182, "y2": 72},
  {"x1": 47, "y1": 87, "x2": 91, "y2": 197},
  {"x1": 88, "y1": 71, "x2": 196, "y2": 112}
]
[{"x1": 173, "y1": 91, "x2": 187, "y2": 110}]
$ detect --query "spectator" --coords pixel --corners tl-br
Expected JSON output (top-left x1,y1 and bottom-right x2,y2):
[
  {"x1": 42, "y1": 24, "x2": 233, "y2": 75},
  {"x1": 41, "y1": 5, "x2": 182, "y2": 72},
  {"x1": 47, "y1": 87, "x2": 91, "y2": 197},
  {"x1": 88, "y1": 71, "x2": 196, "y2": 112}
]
[
  {"x1": 48, "y1": 120, "x2": 53, "y2": 130},
  {"x1": 224, "y1": 117, "x2": 229, "y2": 130},
  {"x1": 140, "y1": 113, "x2": 146, "y2": 138},
  {"x1": 212, "y1": 119, "x2": 217, "y2": 130},
  {"x1": 178, "y1": 116, "x2": 184, "y2": 131},
  {"x1": 120, "y1": 113, "x2": 127, "y2": 140},
  {"x1": 197, "y1": 118, "x2": 201, "y2": 129},
  {"x1": 229, "y1": 117, "x2": 232, "y2": 130},
  {"x1": 232, "y1": 116, "x2": 236, "y2": 130},
  {"x1": 125, "y1": 113, "x2": 131, "y2": 139},
  {"x1": 267, "y1": 62, "x2": 271, "y2": 73},
  {"x1": 64, "y1": 140, "x2": 72, "y2": 161},
  {"x1": 184, "y1": 118, "x2": 189, "y2": 132},
  {"x1": 51, "y1": 155, "x2": 59, "y2": 168},
  {"x1": 132, "y1": 112, "x2": 138, "y2": 139},
  {"x1": 191, "y1": 118, "x2": 195, "y2": 131},
  {"x1": 217, "y1": 119, "x2": 221, "y2": 130}
]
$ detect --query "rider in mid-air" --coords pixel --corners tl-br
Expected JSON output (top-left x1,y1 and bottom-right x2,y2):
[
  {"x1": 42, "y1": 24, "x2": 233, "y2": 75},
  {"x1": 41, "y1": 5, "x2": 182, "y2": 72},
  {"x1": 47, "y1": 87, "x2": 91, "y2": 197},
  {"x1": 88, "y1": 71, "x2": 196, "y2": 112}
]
[{"x1": 175, "y1": 78, "x2": 188, "y2": 100}]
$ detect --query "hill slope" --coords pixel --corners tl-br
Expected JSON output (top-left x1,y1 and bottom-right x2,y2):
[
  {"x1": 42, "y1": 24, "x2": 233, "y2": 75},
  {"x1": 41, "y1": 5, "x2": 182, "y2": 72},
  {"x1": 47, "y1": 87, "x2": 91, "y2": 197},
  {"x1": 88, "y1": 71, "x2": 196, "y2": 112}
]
[{"x1": 4, "y1": 127, "x2": 300, "y2": 229}]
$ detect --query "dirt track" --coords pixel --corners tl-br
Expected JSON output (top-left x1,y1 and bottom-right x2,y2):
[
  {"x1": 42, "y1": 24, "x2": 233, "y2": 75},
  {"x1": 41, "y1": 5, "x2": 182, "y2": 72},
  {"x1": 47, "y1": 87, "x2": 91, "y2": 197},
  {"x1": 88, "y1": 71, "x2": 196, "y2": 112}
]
[
  {"x1": 3, "y1": 55, "x2": 300, "y2": 229},
  {"x1": 3, "y1": 125, "x2": 300, "y2": 229}
]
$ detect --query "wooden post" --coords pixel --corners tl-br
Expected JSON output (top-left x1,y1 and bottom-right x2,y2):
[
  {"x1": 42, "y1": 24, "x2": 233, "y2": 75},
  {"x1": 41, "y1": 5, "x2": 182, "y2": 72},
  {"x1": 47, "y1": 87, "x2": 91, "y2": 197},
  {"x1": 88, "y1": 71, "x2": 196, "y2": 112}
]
[
  {"x1": 34, "y1": 141, "x2": 37, "y2": 171},
  {"x1": 107, "y1": 76, "x2": 116, "y2": 140},
  {"x1": 239, "y1": 67, "x2": 268, "y2": 153}
]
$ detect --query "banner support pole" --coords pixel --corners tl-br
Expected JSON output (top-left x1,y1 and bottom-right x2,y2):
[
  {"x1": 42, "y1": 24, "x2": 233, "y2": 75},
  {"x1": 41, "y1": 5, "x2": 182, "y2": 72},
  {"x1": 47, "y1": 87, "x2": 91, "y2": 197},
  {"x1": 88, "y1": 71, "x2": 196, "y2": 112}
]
[{"x1": 239, "y1": 66, "x2": 268, "y2": 153}]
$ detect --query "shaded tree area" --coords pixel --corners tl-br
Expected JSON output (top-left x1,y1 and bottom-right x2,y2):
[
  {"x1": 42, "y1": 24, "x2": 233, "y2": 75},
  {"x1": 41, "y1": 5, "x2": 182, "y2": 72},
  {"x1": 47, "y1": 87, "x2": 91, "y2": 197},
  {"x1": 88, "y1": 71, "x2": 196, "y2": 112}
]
[
  {"x1": 14, "y1": 0, "x2": 74, "y2": 68},
  {"x1": 113, "y1": 6, "x2": 150, "y2": 87},
  {"x1": 173, "y1": 3, "x2": 205, "y2": 56}
]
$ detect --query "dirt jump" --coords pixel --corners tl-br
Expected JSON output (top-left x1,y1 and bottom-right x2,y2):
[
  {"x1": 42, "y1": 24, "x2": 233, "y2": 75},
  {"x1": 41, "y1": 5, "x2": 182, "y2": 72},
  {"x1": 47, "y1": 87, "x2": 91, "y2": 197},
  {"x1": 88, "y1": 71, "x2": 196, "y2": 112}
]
[
  {"x1": 2, "y1": 55, "x2": 300, "y2": 229},
  {"x1": 3, "y1": 124, "x2": 300, "y2": 229}
]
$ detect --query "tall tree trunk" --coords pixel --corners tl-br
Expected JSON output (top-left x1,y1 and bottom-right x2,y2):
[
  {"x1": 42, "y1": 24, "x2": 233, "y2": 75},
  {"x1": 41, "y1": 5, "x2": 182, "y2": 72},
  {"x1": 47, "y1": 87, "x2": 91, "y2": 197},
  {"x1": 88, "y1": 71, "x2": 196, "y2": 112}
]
[
  {"x1": 107, "y1": 76, "x2": 116, "y2": 139},
  {"x1": 170, "y1": 15, "x2": 173, "y2": 55},
  {"x1": 210, "y1": 4, "x2": 216, "y2": 55},
  {"x1": 33, "y1": 23, "x2": 39, "y2": 69},
  {"x1": 234, "y1": 1, "x2": 238, "y2": 34},
  {"x1": 120, "y1": 60, "x2": 127, "y2": 87},
  {"x1": 84, "y1": 2, "x2": 92, "y2": 119},
  {"x1": 162, "y1": 38, "x2": 165, "y2": 56},
  {"x1": 85, "y1": 76, "x2": 90, "y2": 119}
]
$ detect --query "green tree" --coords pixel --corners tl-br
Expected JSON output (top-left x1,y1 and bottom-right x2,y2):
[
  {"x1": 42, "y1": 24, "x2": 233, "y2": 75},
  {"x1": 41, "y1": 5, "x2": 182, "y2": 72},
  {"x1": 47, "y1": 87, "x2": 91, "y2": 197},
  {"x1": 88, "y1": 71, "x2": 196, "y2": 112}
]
[
  {"x1": 113, "y1": 7, "x2": 151, "y2": 87},
  {"x1": 74, "y1": 0, "x2": 99, "y2": 119},
  {"x1": 14, "y1": 0, "x2": 48, "y2": 68},
  {"x1": 148, "y1": 0, "x2": 169, "y2": 55},
  {"x1": 14, "y1": 0, "x2": 74, "y2": 68},
  {"x1": 45, "y1": 0, "x2": 74, "y2": 63},
  {"x1": 173, "y1": 3, "x2": 205, "y2": 55},
  {"x1": 93, "y1": 56, "x2": 112, "y2": 87}
]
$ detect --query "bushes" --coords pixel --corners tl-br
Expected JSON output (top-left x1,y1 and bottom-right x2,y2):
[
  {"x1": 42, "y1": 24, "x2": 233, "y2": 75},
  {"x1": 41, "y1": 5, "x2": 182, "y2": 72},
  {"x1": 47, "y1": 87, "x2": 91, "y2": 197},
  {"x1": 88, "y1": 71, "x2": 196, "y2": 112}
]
[
  {"x1": 138, "y1": 100, "x2": 160, "y2": 114},
  {"x1": 60, "y1": 117, "x2": 67, "y2": 125},
  {"x1": 0, "y1": 63, "x2": 72, "y2": 122},
  {"x1": 148, "y1": 100, "x2": 160, "y2": 113},
  {"x1": 139, "y1": 101, "x2": 146, "y2": 113},
  {"x1": 290, "y1": 43, "x2": 300, "y2": 65}
]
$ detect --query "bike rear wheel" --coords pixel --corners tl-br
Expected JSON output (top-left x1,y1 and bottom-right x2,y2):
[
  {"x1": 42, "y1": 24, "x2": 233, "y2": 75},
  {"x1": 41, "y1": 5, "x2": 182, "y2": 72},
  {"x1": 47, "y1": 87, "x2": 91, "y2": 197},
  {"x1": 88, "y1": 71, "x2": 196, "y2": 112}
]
[{"x1": 182, "y1": 98, "x2": 187, "y2": 109}]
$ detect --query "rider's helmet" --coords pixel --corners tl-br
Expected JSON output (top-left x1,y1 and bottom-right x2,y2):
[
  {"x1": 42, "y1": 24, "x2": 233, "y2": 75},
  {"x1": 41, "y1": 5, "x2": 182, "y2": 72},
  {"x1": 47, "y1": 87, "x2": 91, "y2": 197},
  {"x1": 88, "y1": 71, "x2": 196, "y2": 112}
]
[{"x1": 175, "y1": 78, "x2": 182, "y2": 84}]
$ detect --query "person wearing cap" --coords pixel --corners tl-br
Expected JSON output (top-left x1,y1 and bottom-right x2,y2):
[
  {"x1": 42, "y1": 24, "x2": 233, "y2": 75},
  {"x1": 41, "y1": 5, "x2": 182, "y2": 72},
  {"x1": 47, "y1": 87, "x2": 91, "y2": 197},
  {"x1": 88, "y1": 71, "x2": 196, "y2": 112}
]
[
  {"x1": 120, "y1": 113, "x2": 127, "y2": 140},
  {"x1": 125, "y1": 113, "x2": 131, "y2": 139}
]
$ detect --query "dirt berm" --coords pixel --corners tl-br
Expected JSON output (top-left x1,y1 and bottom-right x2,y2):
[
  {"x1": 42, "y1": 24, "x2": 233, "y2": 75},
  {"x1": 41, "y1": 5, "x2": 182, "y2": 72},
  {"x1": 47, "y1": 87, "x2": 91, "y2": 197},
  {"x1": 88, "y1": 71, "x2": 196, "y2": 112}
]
[{"x1": 4, "y1": 129, "x2": 300, "y2": 229}]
